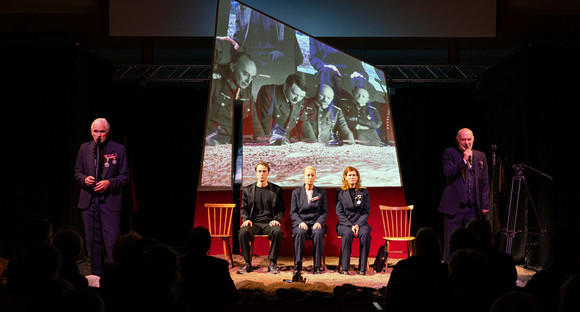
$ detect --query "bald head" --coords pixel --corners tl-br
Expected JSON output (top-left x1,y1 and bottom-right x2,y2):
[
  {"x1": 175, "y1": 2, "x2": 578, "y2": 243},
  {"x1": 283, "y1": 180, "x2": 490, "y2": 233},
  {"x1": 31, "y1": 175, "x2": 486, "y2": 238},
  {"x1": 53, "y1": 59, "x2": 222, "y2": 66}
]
[
  {"x1": 456, "y1": 128, "x2": 474, "y2": 152},
  {"x1": 317, "y1": 84, "x2": 334, "y2": 108}
]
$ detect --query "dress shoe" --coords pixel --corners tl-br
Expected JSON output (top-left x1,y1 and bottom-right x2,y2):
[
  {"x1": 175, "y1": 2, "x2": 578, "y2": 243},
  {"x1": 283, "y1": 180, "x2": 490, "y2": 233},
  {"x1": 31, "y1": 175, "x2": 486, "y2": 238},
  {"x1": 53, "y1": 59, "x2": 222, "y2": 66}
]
[
  {"x1": 313, "y1": 267, "x2": 321, "y2": 274},
  {"x1": 237, "y1": 263, "x2": 251, "y2": 274},
  {"x1": 340, "y1": 270, "x2": 349, "y2": 275},
  {"x1": 358, "y1": 271, "x2": 366, "y2": 276},
  {"x1": 268, "y1": 263, "x2": 279, "y2": 274},
  {"x1": 293, "y1": 262, "x2": 302, "y2": 274}
]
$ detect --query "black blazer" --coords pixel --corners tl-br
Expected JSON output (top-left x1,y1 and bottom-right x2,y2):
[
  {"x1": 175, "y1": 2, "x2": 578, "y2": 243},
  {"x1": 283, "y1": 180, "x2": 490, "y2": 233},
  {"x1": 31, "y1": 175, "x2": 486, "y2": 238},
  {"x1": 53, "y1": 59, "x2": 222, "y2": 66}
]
[
  {"x1": 74, "y1": 140, "x2": 130, "y2": 211},
  {"x1": 336, "y1": 188, "x2": 370, "y2": 227},
  {"x1": 240, "y1": 182, "x2": 285, "y2": 223},
  {"x1": 290, "y1": 185, "x2": 328, "y2": 229},
  {"x1": 438, "y1": 147, "x2": 490, "y2": 216}
]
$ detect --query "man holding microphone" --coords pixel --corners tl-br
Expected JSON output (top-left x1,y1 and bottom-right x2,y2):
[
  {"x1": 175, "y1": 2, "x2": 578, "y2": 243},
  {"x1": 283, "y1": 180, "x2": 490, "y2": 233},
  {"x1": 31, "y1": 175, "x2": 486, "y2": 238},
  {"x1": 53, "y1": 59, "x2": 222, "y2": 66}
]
[{"x1": 438, "y1": 128, "x2": 490, "y2": 263}]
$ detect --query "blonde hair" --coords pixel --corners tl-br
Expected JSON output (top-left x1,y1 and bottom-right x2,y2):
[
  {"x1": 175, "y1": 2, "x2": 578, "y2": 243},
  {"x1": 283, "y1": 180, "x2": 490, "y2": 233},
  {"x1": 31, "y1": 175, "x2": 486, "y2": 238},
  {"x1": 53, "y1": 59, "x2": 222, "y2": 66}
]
[
  {"x1": 304, "y1": 165, "x2": 316, "y2": 174},
  {"x1": 341, "y1": 166, "x2": 361, "y2": 191}
]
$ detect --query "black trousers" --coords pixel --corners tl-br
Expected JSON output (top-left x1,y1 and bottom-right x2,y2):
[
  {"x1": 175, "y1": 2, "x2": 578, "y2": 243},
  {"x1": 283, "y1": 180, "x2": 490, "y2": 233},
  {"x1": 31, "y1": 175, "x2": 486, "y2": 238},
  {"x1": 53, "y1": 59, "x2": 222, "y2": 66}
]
[
  {"x1": 238, "y1": 222, "x2": 284, "y2": 263},
  {"x1": 293, "y1": 225, "x2": 326, "y2": 268},
  {"x1": 336, "y1": 224, "x2": 372, "y2": 272}
]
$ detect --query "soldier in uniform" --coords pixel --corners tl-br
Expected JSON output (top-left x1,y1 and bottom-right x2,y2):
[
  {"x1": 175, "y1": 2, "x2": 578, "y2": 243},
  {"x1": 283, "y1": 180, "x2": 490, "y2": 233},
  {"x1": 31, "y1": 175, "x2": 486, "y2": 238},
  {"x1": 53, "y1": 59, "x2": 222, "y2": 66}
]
[
  {"x1": 206, "y1": 52, "x2": 261, "y2": 145},
  {"x1": 257, "y1": 74, "x2": 308, "y2": 145},
  {"x1": 338, "y1": 86, "x2": 384, "y2": 146},
  {"x1": 303, "y1": 84, "x2": 354, "y2": 146}
]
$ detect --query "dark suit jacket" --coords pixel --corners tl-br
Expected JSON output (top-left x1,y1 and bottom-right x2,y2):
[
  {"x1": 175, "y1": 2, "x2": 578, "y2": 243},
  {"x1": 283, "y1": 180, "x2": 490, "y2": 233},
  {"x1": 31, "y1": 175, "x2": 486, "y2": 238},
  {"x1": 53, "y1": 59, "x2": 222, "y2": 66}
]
[
  {"x1": 290, "y1": 185, "x2": 328, "y2": 230},
  {"x1": 336, "y1": 188, "x2": 370, "y2": 227},
  {"x1": 240, "y1": 182, "x2": 285, "y2": 223},
  {"x1": 74, "y1": 140, "x2": 130, "y2": 211},
  {"x1": 438, "y1": 147, "x2": 490, "y2": 217},
  {"x1": 302, "y1": 98, "x2": 354, "y2": 144},
  {"x1": 257, "y1": 83, "x2": 307, "y2": 138}
]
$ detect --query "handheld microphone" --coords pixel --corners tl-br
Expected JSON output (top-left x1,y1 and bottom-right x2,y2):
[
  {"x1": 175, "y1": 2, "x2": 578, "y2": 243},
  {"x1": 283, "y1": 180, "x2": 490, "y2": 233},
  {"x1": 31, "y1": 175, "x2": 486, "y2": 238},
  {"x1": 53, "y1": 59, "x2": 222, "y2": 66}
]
[{"x1": 467, "y1": 146, "x2": 472, "y2": 165}]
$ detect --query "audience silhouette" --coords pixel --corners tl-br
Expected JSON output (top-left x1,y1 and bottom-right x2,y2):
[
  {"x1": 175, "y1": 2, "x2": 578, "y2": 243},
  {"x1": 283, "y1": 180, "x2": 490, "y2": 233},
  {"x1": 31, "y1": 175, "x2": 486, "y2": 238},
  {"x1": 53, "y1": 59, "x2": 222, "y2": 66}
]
[
  {"x1": 385, "y1": 227, "x2": 449, "y2": 312},
  {"x1": 2, "y1": 216, "x2": 578, "y2": 312},
  {"x1": 524, "y1": 229, "x2": 580, "y2": 312},
  {"x1": 489, "y1": 289, "x2": 541, "y2": 312},
  {"x1": 180, "y1": 226, "x2": 238, "y2": 312},
  {"x1": 466, "y1": 219, "x2": 518, "y2": 297},
  {"x1": 52, "y1": 229, "x2": 89, "y2": 290}
]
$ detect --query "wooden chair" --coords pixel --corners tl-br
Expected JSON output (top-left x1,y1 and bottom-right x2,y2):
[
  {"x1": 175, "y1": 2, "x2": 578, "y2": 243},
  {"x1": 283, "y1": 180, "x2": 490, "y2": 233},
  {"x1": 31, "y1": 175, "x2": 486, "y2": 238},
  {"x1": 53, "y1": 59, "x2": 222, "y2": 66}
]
[
  {"x1": 292, "y1": 234, "x2": 327, "y2": 271},
  {"x1": 205, "y1": 203, "x2": 236, "y2": 267},
  {"x1": 378, "y1": 205, "x2": 415, "y2": 270},
  {"x1": 337, "y1": 235, "x2": 370, "y2": 273}
]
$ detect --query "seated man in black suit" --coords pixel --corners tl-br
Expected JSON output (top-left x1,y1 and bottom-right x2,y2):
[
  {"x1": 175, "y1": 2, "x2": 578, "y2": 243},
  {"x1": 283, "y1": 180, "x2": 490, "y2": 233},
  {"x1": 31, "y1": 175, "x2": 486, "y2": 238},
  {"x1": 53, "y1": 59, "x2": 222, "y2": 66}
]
[{"x1": 238, "y1": 162, "x2": 285, "y2": 274}]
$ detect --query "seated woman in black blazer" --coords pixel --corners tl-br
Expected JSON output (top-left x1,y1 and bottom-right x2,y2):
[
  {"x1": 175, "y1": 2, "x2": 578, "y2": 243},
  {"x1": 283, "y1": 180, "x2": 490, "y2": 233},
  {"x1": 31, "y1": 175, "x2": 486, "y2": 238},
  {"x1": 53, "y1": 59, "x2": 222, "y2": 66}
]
[{"x1": 336, "y1": 166, "x2": 372, "y2": 275}]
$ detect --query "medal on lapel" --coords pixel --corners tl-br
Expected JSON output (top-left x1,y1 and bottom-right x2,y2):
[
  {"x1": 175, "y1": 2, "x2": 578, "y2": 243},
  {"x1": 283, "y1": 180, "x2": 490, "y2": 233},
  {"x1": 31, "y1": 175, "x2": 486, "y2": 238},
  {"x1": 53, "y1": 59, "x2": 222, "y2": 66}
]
[
  {"x1": 356, "y1": 194, "x2": 362, "y2": 205},
  {"x1": 104, "y1": 153, "x2": 117, "y2": 167}
]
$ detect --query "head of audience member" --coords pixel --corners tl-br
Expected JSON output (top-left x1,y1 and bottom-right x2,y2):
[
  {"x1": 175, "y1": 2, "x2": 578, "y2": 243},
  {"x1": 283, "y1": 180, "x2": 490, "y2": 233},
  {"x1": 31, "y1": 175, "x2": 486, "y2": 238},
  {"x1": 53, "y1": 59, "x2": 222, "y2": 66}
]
[
  {"x1": 112, "y1": 231, "x2": 143, "y2": 267},
  {"x1": 341, "y1": 166, "x2": 361, "y2": 191},
  {"x1": 255, "y1": 162, "x2": 270, "y2": 185},
  {"x1": 490, "y1": 290, "x2": 541, "y2": 312},
  {"x1": 52, "y1": 229, "x2": 83, "y2": 267},
  {"x1": 352, "y1": 86, "x2": 370, "y2": 107},
  {"x1": 187, "y1": 226, "x2": 212, "y2": 257},
  {"x1": 413, "y1": 227, "x2": 443, "y2": 263},
  {"x1": 449, "y1": 248, "x2": 488, "y2": 286},
  {"x1": 60, "y1": 288, "x2": 106, "y2": 312},
  {"x1": 466, "y1": 218, "x2": 493, "y2": 250},
  {"x1": 12, "y1": 244, "x2": 65, "y2": 291},
  {"x1": 137, "y1": 243, "x2": 181, "y2": 299},
  {"x1": 560, "y1": 273, "x2": 580, "y2": 312},
  {"x1": 284, "y1": 74, "x2": 307, "y2": 105},
  {"x1": 91, "y1": 118, "x2": 111, "y2": 145},
  {"x1": 230, "y1": 52, "x2": 257, "y2": 90},
  {"x1": 449, "y1": 226, "x2": 477, "y2": 257},
  {"x1": 317, "y1": 84, "x2": 335, "y2": 109}
]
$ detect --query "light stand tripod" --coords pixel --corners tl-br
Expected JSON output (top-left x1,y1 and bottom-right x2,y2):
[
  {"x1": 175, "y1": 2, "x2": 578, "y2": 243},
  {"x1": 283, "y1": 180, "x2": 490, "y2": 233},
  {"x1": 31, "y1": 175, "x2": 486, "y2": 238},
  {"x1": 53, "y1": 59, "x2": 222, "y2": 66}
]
[{"x1": 502, "y1": 163, "x2": 552, "y2": 268}]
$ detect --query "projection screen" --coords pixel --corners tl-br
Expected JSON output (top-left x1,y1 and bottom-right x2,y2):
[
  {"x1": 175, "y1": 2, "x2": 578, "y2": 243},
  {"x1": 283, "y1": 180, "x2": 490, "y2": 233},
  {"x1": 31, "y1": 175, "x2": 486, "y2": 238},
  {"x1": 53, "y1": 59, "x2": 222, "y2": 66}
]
[{"x1": 199, "y1": 0, "x2": 402, "y2": 189}]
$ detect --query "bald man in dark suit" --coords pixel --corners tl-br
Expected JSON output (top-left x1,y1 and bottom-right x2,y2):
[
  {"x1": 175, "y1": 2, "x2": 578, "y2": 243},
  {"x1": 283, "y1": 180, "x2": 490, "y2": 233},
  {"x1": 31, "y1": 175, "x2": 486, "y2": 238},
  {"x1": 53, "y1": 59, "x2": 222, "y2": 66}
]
[{"x1": 438, "y1": 128, "x2": 490, "y2": 263}]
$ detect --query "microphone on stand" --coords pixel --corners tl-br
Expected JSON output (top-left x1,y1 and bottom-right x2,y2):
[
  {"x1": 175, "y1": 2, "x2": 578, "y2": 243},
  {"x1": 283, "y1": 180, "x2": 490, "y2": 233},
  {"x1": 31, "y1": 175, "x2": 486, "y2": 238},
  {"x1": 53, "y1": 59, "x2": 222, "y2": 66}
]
[{"x1": 93, "y1": 136, "x2": 101, "y2": 157}]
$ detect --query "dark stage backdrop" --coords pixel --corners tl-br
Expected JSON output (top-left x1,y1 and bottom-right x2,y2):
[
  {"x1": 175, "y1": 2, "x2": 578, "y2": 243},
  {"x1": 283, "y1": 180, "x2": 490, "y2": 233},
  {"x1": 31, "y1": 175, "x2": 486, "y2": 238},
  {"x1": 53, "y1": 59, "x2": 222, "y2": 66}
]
[{"x1": 3, "y1": 42, "x2": 578, "y2": 268}]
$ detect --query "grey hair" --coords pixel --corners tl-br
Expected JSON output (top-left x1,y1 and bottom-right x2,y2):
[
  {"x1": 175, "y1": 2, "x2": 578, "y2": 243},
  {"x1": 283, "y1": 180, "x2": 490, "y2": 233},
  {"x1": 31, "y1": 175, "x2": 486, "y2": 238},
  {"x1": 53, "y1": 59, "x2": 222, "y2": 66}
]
[{"x1": 91, "y1": 118, "x2": 110, "y2": 130}]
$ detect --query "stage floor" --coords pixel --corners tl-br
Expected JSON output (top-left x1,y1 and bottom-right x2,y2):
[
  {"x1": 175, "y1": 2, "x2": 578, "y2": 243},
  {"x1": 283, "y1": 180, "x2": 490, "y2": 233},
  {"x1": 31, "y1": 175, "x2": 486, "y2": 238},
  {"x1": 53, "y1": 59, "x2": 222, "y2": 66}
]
[
  {"x1": 224, "y1": 254, "x2": 536, "y2": 293},
  {"x1": 75, "y1": 253, "x2": 536, "y2": 292}
]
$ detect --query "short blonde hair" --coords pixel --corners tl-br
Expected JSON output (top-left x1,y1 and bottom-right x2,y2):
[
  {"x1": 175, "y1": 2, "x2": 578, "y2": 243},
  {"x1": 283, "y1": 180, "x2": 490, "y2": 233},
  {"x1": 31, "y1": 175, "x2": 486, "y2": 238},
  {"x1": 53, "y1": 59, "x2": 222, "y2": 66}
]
[{"x1": 303, "y1": 165, "x2": 316, "y2": 174}]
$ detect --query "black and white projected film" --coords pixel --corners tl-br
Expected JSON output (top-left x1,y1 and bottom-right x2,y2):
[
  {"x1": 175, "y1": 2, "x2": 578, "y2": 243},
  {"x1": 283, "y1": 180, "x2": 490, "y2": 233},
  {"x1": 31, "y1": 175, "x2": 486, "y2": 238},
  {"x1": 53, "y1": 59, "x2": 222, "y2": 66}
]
[{"x1": 199, "y1": 0, "x2": 402, "y2": 189}]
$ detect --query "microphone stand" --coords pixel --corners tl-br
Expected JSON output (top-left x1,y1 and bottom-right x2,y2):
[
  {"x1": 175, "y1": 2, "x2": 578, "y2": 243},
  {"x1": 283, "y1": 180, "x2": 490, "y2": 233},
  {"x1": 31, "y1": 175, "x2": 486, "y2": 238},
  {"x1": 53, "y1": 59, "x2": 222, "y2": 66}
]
[{"x1": 92, "y1": 139, "x2": 101, "y2": 273}]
